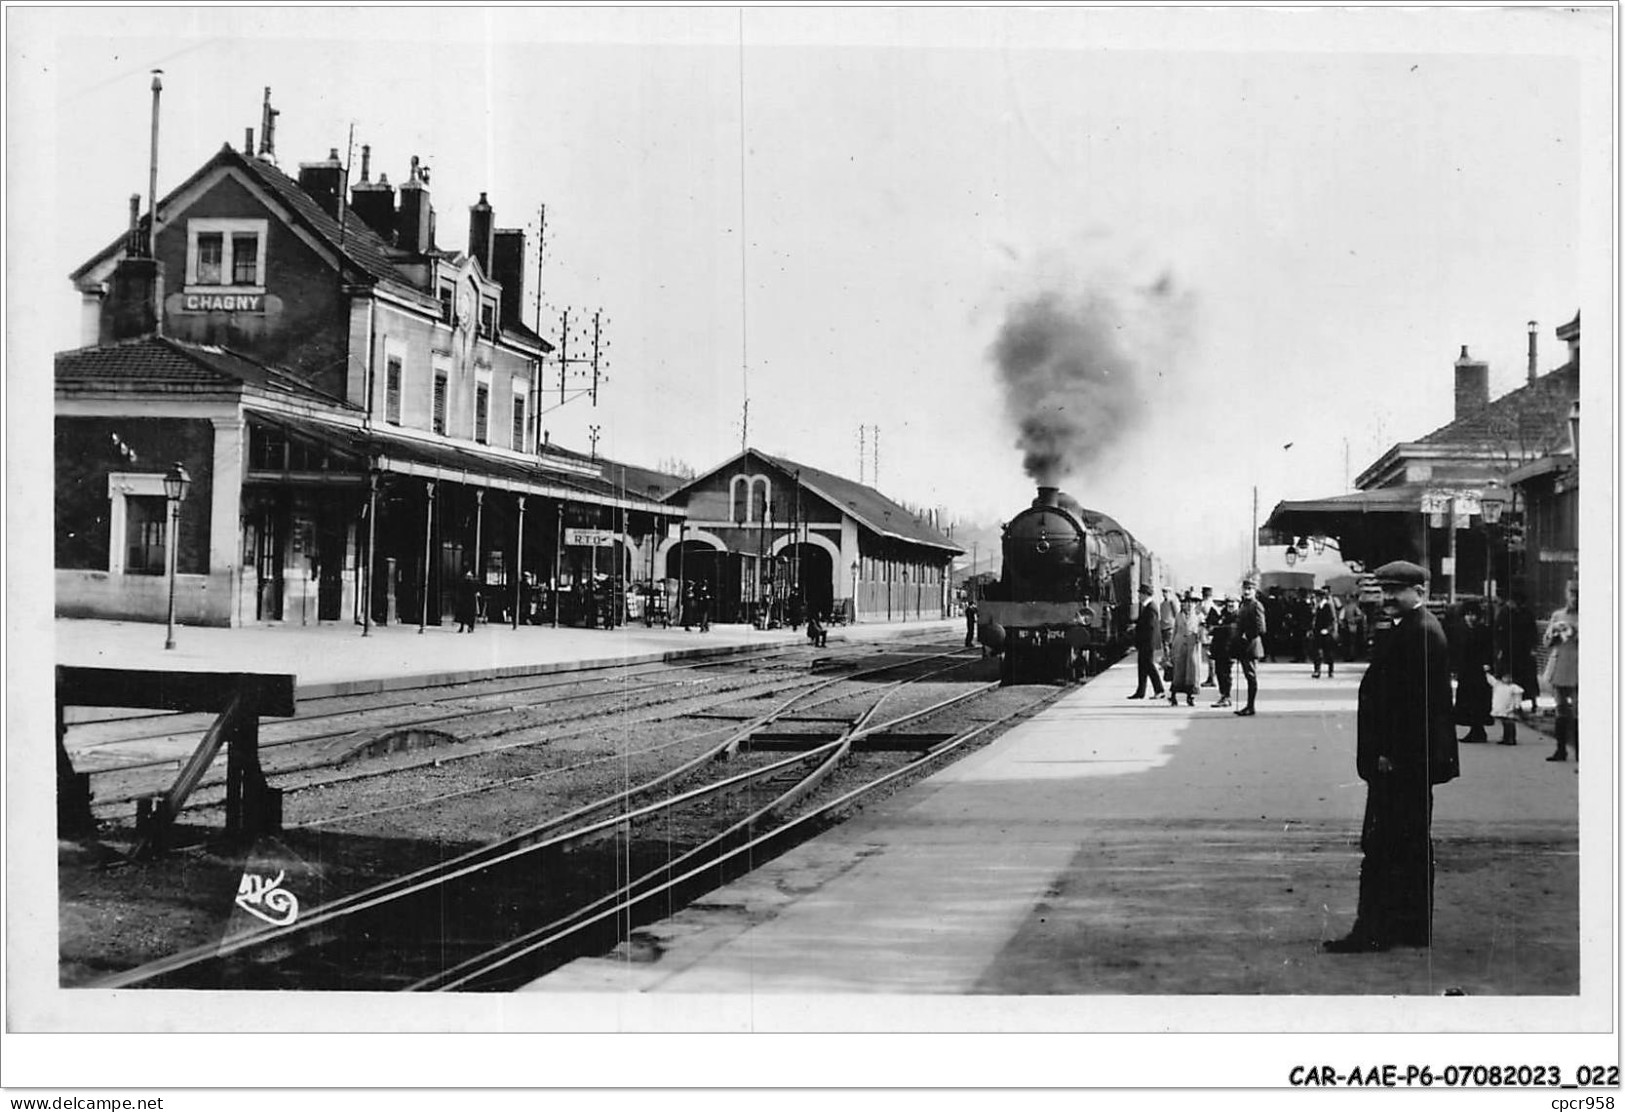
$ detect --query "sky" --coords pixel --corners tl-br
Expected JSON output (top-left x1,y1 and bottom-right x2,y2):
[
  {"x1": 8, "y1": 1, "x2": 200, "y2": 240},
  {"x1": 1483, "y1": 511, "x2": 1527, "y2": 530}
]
[{"x1": 12, "y1": 5, "x2": 1613, "y2": 590}]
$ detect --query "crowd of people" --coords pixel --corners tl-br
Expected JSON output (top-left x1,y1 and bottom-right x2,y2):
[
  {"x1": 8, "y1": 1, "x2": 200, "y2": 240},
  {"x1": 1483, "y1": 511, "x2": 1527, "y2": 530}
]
[
  {"x1": 1127, "y1": 577, "x2": 1268, "y2": 716},
  {"x1": 1124, "y1": 576, "x2": 1576, "y2": 762},
  {"x1": 1122, "y1": 564, "x2": 1580, "y2": 955}
]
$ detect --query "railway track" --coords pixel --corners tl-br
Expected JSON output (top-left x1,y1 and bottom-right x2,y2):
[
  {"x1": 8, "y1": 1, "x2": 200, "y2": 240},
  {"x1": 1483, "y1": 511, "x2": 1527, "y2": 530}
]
[
  {"x1": 89, "y1": 642, "x2": 1067, "y2": 991},
  {"x1": 66, "y1": 640, "x2": 909, "y2": 817}
]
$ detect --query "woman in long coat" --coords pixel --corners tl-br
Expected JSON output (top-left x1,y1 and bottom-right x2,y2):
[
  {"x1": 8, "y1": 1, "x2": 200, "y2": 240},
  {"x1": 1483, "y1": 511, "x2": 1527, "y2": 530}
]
[
  {"x1": 1451, "y1": 602, "x2": 1493, "y2": 742},
  {"x1": 1543, "y1": 582, "x2": 1579, "y2": 761},
  {"x1": 1168, "y1": 593, "x2": 1205, "y2": 706}
]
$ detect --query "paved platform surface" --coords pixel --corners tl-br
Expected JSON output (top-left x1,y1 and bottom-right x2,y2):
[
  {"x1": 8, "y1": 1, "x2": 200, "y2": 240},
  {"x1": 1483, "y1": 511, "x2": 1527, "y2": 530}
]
[
  {"x1": 528, "y1": 657, "x2": 1584, "y2": 1010},
  {"x1": 55, "y1": 615, "x2": 960, "y2": 699}
]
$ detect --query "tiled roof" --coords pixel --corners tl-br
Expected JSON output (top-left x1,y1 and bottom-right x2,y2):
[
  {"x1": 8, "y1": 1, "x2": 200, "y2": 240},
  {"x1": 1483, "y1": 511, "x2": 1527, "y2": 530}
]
[
  {"x1": 1415, "y1": 362, "x2": 1578, "y2": 457},
  {"x1": 755, "y1": 452, "x2": 962, "y2": 553},
  {"x1": 71, "y1": 145, "x2": 553, "y2": 353},
  {"x1": 55, "y1": 335, "x2": 352, "y2": 407},
  {"x1": 236, "y1": 151, "x2": 440, "y2": 311}
]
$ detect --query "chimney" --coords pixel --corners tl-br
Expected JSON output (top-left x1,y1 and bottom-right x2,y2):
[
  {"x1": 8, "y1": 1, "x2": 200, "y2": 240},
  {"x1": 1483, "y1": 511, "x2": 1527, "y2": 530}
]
[
  {"x1": 298, "y1": 148, "x2": 346, "y2": 219},
  {"x1": 396, "y1": 155, "x2": 433, "y2": 255},
  {"x1": 257, "y1": 87, "x2": 279, "y2": 163},
  {"x1": 125, "y1": 194, "x2": 143, "y2": 254},
  {"x1": 492, "y1": 228, "x2": 526, "y2": 325},
  {"x1": 1527, "y1": 320, "x2": 1539, "y2": 383},
  {"x1": 468, "y1": 193, "x2": 494, "y2": 273},
  {"x1": 350, "y1": 149, "x2": 396, "y2": 242},
  {"x1": 102, "y1": 256, "x2": 163, "y2": 344},
  {"x1": 1033, "y1": 486, "x2": 1061, "y2": 508},
  {"x1": 1453, "y1": 345, "x2": 1490, "y2": 420}
]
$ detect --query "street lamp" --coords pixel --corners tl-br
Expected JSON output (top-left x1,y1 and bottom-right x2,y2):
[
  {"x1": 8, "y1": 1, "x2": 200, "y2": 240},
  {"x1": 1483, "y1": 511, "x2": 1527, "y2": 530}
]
[
  {"x1": 162, "y1": 461, "x2": 191, "y2": 650},
  {"x1": 1283, "y1": 543, "x2": 1299, "y2": 567},
  {"x1": 850, "y1": 559, "x2": 859, "y2": 623}
]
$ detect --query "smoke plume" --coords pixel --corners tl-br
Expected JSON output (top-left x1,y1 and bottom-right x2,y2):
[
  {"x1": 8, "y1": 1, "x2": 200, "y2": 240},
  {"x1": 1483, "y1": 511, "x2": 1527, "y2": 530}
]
[{"x1": 990, "y1": 270, "x2": 1190, "y2": 488}]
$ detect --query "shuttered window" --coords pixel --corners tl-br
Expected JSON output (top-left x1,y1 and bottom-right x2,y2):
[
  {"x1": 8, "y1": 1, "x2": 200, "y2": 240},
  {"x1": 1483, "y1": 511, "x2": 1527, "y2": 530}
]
[
  {"x1": 385, "y1": 357, "x2": 402, "y2": 424},
  {"x1": 433, "y1": 372, "x2": 448, "y2": 435}
]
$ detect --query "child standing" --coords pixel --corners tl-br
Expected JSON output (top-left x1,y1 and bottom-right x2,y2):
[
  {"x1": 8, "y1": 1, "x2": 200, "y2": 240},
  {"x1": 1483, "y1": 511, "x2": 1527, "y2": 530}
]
[{"x1": 1488, "y1": 669, "x2": 1524, "y2": 746}]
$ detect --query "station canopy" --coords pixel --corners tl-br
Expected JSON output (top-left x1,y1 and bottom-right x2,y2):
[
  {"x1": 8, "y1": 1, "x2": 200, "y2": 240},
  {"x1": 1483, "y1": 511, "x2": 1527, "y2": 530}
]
[{"x1": 1259, "y1": 483, "x2": 1437, "y2": 569}]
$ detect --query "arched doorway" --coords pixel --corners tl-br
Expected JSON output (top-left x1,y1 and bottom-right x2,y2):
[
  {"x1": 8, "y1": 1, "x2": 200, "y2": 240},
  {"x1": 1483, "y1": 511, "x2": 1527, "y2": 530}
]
[
  {"x1": 783, "y1": 541, "x2": 835, "y2": 622},
  {"x1": 666, "y1": 539, "x2": 726, "y2": 625}
]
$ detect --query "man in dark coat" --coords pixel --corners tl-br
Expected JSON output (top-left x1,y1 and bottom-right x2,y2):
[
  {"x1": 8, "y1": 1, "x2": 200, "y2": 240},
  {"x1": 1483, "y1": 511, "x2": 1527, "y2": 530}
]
[
  {"x1": 1451, "y1": 601, "x2": 1494, "y2": 743},
  {"x1": 1262, "y1": 589, "x2": 1284, "y2": 662},
  {"x1": 1127, "y1": 583, "x2": 1166, "y2": 699},
  {"x1": 455, "y1": 571, "x2": 481, "y2": 633},
  {"x1": 1309, "y1": 586, "x2": 1339, "y2": 678},
  {"x1": 1324, "y1": 560, "x2": 1459, "y2": 953},
  {"x1": 1492, "y1": 592, "x2": 1540, "y2": 715},
  {"x1": 1232, "y1": 577, "x2": 1266, "y2": 716},
  {"x1": 1208, "y1": 595, "x2": 1238, "y2": 708}
]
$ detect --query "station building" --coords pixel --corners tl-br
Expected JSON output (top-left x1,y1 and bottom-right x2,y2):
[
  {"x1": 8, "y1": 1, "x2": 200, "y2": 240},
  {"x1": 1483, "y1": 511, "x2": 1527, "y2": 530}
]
[
  {"x1": 658, "y1": 450, "x2": 962, "y2": 625},
  {"x1": 1261, "y1": 313, "x2": 1580, "y2": 617},
  {"x1": 56, "y1": 125, "x2": 675, "y2": 629}
]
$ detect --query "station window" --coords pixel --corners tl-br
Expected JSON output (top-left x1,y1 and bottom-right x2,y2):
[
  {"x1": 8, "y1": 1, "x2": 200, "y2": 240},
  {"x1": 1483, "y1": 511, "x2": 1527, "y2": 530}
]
[
  {"x1": 439, "y1": 285, "x2": 454, "y2": 323},
  {"x1": 475, "y1": 383, "x2": 490, "y2": 444},
  {"x1": 195, "y1": 233, "x2": 223, "y2": 284},
  {"x1": 185, "y1": 218, "x2": 266, "y2": 289},
  {"x1": 124, "y1": 496, "x2": 167, "y2": 575},
  {"x1": 479, "y1": 301, "x2": 496, "y2": 339},
  {"x1": 512, "y1": 395, "x2": 526, "y2": 451},
  {"x1": 433, "y1": 372, "x2": 448, "y2": 435},
  {"x1": 231, "y1": 234, "x2": 259, "y2": 285}
]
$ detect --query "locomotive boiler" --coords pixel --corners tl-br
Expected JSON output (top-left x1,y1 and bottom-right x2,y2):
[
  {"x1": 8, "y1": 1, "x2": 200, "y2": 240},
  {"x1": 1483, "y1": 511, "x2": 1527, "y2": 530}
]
[{"x1": 977, "y1": 486, "x2": 1141, "y2": 684}]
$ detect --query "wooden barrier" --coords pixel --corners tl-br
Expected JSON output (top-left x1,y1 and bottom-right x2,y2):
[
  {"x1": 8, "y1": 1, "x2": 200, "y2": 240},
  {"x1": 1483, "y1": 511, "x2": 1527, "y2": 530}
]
[{"x1": 56, "y1": 667, "x2": 297, "y2": 857}]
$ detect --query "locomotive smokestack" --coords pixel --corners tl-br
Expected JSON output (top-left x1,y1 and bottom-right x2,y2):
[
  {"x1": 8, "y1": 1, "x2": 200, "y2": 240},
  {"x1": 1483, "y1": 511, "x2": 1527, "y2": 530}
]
[{"x1": 1034, "y1": 486, "x2": 1061, "y2": 508}]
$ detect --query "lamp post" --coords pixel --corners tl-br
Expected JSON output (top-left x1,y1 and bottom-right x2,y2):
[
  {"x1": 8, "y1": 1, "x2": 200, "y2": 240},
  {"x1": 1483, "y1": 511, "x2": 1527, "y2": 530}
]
[
  {"x1": 1481, "y1": 490, "x2": 1504, "y2": 598},
  {"x1": 850, "y1": 559, "x2": 859, "y2": 624},
  {"x1": 162, "y1": 461, "x2": 190, "y2": 650},
  {"x1": 362, "y1": 466, "x2": 379, "y2": 637}
]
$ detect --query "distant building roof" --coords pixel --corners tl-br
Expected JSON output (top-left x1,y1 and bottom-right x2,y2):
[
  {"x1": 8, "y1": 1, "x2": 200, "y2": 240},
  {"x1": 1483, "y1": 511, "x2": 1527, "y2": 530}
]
[
  {"x1": 670, "y1": 449, "x2": 961, "y2": 554},
  {"x1": 1413, "y1": 360, "x2": 1578, "y2": 458},
  {"x1": 533, "y1": 441, "x2": 691, "y2": 504}
]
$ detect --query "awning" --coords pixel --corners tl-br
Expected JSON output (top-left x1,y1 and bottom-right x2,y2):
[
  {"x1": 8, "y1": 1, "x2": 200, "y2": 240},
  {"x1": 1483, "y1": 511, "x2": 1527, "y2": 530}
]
[
  {"x1": 1259, "y1": 483, "x2": 1434, "y2": 545},
  {"x1": 244, "y1": 408, "x2": 677, "y2": 515}
]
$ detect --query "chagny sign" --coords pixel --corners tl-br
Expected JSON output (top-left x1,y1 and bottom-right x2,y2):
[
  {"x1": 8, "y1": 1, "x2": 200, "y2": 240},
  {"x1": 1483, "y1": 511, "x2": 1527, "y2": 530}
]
[{"x1": 181, "y1": 292, "x2": 265, "y2": 313}]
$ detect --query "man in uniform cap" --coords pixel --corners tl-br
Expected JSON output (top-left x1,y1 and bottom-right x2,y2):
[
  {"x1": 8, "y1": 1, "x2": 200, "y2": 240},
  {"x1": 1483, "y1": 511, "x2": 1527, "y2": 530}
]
[
  {"x1": 1323, "y1": 559, "x2": 1459, "y2": 953},
  {"x1": 1231, "y1": 576, "x2": 1267, "y2": 715},
  {"x1": 1128, "y1": 582, "x2": 1166, "y2": 700}
]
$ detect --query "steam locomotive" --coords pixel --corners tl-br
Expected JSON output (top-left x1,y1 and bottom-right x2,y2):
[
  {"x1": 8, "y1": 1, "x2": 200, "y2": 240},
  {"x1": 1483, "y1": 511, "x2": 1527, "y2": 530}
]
[{"x1": 977, "y1": 486, "x2": 1152, "y2": 685}]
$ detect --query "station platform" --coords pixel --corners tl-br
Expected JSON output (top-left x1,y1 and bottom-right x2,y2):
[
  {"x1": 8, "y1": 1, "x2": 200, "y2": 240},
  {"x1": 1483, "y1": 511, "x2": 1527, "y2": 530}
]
[
  {"x1": 527, "y1": 656, "x2": 1585, "y2": 1012},
  {"x1": 54, "y1": 614, "x2": 962, "y2": 700}
]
